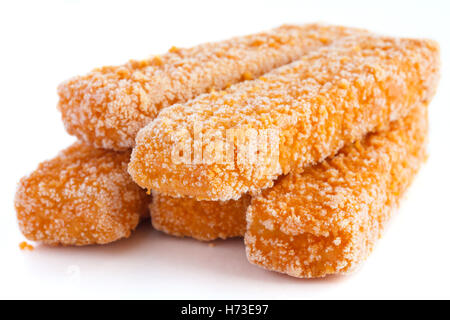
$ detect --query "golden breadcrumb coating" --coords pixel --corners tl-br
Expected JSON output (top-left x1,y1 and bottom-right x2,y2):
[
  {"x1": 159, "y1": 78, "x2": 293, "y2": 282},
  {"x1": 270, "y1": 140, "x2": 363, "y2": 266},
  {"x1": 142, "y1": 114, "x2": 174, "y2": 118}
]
[
  {"x1": 129, "y1": 35, "x2": 439, "y2": 201},
  {"x1": 151, "y1": 103, "x2": 430, "y2": 246},
  {"x1": 245, "y1": 103, "x2": 429, "y2": 278},
  {"x1": 15, "y1": 143, "x2": 150, "y2": 246},
  {"x1": 19, "y1": 241, "x2": 34, "y2": 251},
  {"x1": 150, "y1": 192, "x2": 250, "y2": 241},
  {"x1": 58, "y1": 24, "x2": 367, "y2": 150}
]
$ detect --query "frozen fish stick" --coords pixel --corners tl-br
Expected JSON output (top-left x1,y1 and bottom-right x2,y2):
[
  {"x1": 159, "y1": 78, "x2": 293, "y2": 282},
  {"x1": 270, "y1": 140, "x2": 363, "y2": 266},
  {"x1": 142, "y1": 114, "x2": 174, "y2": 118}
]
[
  {"x1": 58, "y1": 24, "x2": 365, "y2": 150},
  {"x1": 245, "y1": 103, "x2": 429, "y2": 278},
  {"x1": 150, "y1": 193, "x2": 250, "y2": 241},
  {"x1": 15, "y1": 143, "x2": 150, "y2": 246},
  {"x1": 129, "y1": 36, "x2": 439, "y2": 201},
  {"x1": 151, "y1": 103, "x2": 430, "y2": 245},
  {"x1": 150, "y1": 104, "x2": 429, "y2": 245}
]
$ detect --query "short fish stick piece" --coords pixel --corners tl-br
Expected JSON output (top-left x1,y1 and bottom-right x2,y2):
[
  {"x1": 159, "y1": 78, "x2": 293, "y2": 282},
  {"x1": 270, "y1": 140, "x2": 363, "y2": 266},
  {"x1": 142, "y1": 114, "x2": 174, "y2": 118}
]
[
  {"x1": 150, "y1": 193, "x2": 250, "y2": 241},
  {"x1": 245, "y1": 104, "x2": 429, "y2": 278},
  {"x1": 15, "y1": 143, "x2": 150, "y2": 246},
  {"x1": 129, "y1": 36, "x2": 439, "y2": 201},
  {"x1": 58, "y1": 24, "x2": 367, "y2": 150}
]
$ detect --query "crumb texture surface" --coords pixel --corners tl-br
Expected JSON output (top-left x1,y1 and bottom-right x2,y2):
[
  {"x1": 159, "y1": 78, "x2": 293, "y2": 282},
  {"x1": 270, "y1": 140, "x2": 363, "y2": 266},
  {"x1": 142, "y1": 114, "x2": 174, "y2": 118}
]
[
  {"x1": 151, "y1": 192, "x2": 250, "y2": 241},
  {"x1": 58, "y1": 24, "x2": 366, "y2": 150},
  {"x1": 129, "y1": 36, "x2": 439, "y2": 200},
  {"x1": 15, "y1": 143, "x2": 150, "y2": 246},
  {"x1": 245, "y1": 104, "x2": 429, "y2": 278}
]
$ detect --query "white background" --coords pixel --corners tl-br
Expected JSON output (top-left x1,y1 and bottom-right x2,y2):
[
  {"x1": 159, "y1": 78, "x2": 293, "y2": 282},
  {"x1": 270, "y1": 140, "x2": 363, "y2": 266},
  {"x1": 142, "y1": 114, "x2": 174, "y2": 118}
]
[{"x1": 1, "y1": 0, "x2": 449, "y2": 299}]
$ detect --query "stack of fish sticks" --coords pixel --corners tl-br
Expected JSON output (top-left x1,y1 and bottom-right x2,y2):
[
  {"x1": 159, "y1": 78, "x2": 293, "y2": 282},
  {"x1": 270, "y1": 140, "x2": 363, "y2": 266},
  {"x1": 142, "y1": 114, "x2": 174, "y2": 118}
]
[{"x1": 15, "y1": 24, "x2": 440, "y2": 278}]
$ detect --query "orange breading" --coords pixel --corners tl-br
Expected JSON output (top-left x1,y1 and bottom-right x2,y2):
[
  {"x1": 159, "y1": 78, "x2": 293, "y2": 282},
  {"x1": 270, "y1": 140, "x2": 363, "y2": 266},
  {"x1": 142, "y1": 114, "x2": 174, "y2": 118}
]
[
  {"x1": 150, "y1": 192, "x2": 250, "y2": 241},
  {"x1": 129, "y1": 36, "x2": 439, "y2": 200},
  {"x1": 245, "y1": 103, "x2": 429, "y2": 278},
  {"x1": 15, "y1": 143, "x2": 150, "y2": 246},
  {"x1": 19, "y1": 241, "x2": 34, "y2": 251},
  {"x1": 57, "y1": 24, "x2": 367, "y2": 150},
  {"x1": 129, "y1": 35, "x2": 439, "y2": 201},
  {"x1": 150, "y1": 103, "x2": 430, "y2": 245}
]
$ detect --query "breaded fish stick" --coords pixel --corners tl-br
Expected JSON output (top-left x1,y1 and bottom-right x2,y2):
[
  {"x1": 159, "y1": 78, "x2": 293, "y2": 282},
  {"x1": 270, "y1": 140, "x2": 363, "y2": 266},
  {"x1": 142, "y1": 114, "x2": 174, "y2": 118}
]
[
  {"x1": 150, "y1": 193, "x2": 250, "y2": 241},
  {"x1": 15, "y1": 143, "x2": 150, "y2": 246},
  {"x1": 129, "y1": 35, "x2": 439, "y2": 201},
  {"x1": 245, "y1": 103, "x2": 429, "y2": 278},
  {"x1": 58, "y1": 24, "x2": 367, "y2": 150},
  {"x1": 149, "y1": 103, "x2": 429, "y2": 245}
]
